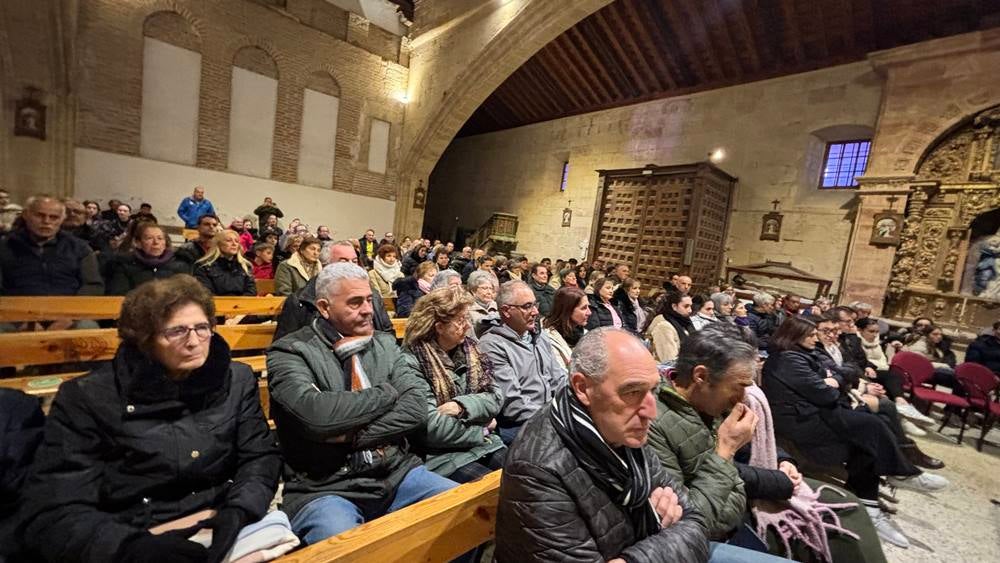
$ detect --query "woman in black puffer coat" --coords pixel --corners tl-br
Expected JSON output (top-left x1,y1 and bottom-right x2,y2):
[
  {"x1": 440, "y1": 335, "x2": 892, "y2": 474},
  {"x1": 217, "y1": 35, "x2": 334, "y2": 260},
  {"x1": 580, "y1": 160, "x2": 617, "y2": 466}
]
[
  {"x1": 105, "y1": 223, "x2": 190, "y2": 295},
  {"x1": 17, "y1": 276, "x2": 281, "y2": 563},
  {"x1": 194, "y1": 229, "x2": 257, "y2": 296}
]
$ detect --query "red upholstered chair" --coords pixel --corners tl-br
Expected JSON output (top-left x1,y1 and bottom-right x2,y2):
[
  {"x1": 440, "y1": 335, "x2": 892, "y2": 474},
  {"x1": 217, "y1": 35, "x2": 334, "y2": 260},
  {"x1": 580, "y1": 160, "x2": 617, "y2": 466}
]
[
  {"x1": 890, "y1": 351, "x2": 970, "y2": 441},
  {"x1": 954, "y1": 362, "x2": 1000, "y2": 451}
]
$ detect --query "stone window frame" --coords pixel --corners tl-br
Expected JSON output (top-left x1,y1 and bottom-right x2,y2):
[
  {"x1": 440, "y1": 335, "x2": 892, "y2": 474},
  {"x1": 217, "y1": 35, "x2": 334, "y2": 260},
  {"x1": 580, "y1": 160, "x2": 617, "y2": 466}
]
[{"x1": 818, "y1": 139, "x2": 872, "y2": 189}]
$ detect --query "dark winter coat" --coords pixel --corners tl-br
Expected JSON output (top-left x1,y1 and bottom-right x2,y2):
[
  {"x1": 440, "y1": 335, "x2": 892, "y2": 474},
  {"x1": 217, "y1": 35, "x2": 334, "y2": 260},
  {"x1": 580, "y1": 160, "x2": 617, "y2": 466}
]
[
  {"x1": 175, "y1": 239, "x2": 210, "y2": 265},
  {"x1": 529, "y1": 279, "x2": 556, "y2": 317},
  {"x1": 104, "y1": 250, "x2": 191, "y2": 295},
  {"x1": 0, "y1": 390, "x2": 45, "y2": 560},
  {"x1": 733, "y1": 444, "x2": 796, "y2": 501},
  {"x1": 194, "y1": 256, "x2": 257, "y2": 296},
  {"x1": 0, "y1": 228, "x2": 104, "y2": 296},
  {"x1": 612, "y1": 287, "x2": 640, "y2": 332},
  {"x1": 266, "y1": 320, "x2": 427, "y2": 517},
  {"x1": 747, "y1": 305, "x2": 779, "y2": 350},
  {"x1": 495, "y1": 405, "x2": 709, "y2": 563},
  {"x1": 393, "y1": 276, "x2": 426, "y2": 319},
  {"x1": 839, "y1": 333, "x2": 876, "y2": 372},
  {"x1": 18, "y1": 336, "x2": 281, "y2": 562},
  {"x1": 966, "y1": 334, "x2": 1000, "y2": 375},
  {"x1": 586, "y1": 294, "x2": 624, "y2": 330},
  {"x1": 401, "y1": 248, "x2": 426, "y2": 277}
]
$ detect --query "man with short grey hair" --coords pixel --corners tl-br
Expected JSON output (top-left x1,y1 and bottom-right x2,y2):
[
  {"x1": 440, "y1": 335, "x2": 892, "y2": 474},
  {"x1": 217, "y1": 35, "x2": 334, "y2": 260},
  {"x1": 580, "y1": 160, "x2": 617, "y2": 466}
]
[
  {"x1": 478, "y1": 280, "x2": 567, "y2": 444},
  {"x1": 747, "y1": 292, "x2": 779, "y2": 350},
  {"x1": 496, "y1": 327, "x2": 710, "y2": 562},
  {"x1": 267, "y1": 262, "x2": 457, "y2": 545},
  {"x1": 275, "y1": 240, "x2": 392, "y2": 340}
]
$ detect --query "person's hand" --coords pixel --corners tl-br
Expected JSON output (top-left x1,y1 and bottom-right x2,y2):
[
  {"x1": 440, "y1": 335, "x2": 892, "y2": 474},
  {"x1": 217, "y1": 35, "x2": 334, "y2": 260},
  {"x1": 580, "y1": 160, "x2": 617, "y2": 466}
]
[
  {"x1": 778, "y1": 461, "x2": 802, "y2": 492},
  {"x1": 649, "y1": 486, "x2": 684, "y2": 528},
  {"x1": 437, "y1": 401, "x2": 464, "y2": 417},
  {"x1": 864, "y1": 367, "x2": 877, "y2": 379},
  {"x1": 486, "y1": 418, "x2": 497, "y2": 431},
  {"x1": 201, "y1": 508, "x2": 250, "y2": 563},
  {"x1": 823, "y1": 377, "x2": 840, "y2": 389},
  {"x1": 117, "y1": 530, "x2": 209, "y2": 563},
  {"x1": 47, "y1": 319, "x2": 74, "y2": 331},
  {"x1": 716, "y1": 403, "x2": 758, "y2": 460},
  {"x1": 867, "y1": 383, "x2": 886, "y2": 397}
]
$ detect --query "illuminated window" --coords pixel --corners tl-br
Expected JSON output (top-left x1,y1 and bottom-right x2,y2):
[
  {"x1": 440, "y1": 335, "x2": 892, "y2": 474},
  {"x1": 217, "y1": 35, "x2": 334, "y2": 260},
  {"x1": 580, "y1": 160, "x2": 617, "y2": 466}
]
[
  {"x1": 560, "y1": 161, "x2": 569, "y2": 191},
  {"x1": 820, "y1": 140, "x2": 870, "y2": 188}
]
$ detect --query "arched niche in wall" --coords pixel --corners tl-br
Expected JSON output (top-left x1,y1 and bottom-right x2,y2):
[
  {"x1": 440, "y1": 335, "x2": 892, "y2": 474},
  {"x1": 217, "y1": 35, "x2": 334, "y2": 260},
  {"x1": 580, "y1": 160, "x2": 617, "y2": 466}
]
[
  {"x1": 299, "y1": 70, "x2": 342, "y2": 188},
  {"x1": 229, "y1": 46, "x2": 279, "y2": 179},
  {"x1": 140, "y1": 11, "x2": 202, "y2": 164}
]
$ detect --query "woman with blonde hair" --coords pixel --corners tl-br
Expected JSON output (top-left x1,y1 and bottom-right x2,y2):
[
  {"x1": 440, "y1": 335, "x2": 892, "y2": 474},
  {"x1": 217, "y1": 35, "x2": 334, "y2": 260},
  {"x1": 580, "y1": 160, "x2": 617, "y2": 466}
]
[
  {"x1": 273, "y1": 235, "x2": 322, "y2": 296},
  {"x1": 194, "y1": 229, "x2": 257, "y2": 296},
  {"x1": 402, "y1": 287, "x2": 506, "y2": 483}
]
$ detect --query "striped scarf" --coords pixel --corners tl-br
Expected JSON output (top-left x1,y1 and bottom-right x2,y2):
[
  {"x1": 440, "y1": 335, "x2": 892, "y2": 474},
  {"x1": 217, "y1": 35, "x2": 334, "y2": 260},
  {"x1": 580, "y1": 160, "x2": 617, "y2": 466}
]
[
  {"x1": 550, "y1": 386, "x2": 660, "y2": 539},
  {"x1": 332, "y1": 335, "x2": 374, "y2": 391},
  {"x1": 411, "y1": 338, "x2": 493, "y2": 406}
]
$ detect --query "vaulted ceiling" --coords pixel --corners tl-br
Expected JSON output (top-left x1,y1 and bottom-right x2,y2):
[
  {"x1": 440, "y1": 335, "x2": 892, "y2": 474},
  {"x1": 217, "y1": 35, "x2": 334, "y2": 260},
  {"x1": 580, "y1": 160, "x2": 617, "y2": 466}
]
[{"x1": 457, "y1": 0, "x2": 1000, "y2": 137}]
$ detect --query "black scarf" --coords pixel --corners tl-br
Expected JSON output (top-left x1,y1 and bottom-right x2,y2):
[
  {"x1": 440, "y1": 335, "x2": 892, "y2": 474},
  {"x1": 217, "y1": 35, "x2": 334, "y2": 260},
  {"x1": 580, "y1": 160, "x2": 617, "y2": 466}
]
[
  {"x1": 665, "y1": 310, "x2": 694, "y2": 346},
  {"x1": 549, "y1": 386, "x2": 660, "y2": 539}
]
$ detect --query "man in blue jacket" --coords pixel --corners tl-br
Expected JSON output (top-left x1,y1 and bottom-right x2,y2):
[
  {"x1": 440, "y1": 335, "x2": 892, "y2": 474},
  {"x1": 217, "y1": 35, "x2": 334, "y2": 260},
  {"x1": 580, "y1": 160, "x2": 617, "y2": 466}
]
[{"x1": 176, "y1": 185, "x2": 215, "y2": 228}]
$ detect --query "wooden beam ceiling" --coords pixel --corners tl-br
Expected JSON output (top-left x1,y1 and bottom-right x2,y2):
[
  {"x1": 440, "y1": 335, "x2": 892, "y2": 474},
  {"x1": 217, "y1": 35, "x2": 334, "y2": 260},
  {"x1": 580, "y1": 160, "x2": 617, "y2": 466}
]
[{"x1": 456, "y1": 0, "x2": 1000, "y2": 138}]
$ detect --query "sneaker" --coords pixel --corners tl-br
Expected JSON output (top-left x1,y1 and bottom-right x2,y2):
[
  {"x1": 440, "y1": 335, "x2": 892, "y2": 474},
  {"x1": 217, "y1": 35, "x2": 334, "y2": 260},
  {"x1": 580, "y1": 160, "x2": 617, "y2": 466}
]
[
  {"x1": 888, "y1": 472, "x2": 950, "y2": 492},
  {"x1": 897, "y1": 402, "x2": 934, "y2": 425},
  {"x1": 866, "y1": 507, "x2": 910, "y2": 548},
  {"x1": 901, "y1": 419, "x2": 927, "y2": 437}
]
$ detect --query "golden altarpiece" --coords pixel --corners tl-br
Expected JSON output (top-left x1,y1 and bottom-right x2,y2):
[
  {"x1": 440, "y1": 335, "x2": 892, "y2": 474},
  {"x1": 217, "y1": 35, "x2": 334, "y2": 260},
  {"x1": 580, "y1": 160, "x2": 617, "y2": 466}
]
[{"x1": 884, "y1": 104, "x2": 1000, "y2": 329}]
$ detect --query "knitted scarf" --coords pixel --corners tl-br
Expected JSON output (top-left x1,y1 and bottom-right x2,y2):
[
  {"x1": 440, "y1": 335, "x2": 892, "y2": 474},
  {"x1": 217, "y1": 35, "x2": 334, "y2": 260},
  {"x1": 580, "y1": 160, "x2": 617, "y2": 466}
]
[
  {"x1": 133, "y1": 248, "x2": 176, "y2": 267},
  {"x1": 743, "y1": 385, "x2": 858, "y2": 562},
  {"x1": 411, "y1": 338, "x2": 493, "y2": 406},
  {"x1": 373, "y1": 255, "x2": 404, "y2": 285},
  {"x1": 329, "y1": 330, "x2": 375, "y2": 464},
  {"x1": 550, "y1": 387, "x2": 661, "y2": 540}
]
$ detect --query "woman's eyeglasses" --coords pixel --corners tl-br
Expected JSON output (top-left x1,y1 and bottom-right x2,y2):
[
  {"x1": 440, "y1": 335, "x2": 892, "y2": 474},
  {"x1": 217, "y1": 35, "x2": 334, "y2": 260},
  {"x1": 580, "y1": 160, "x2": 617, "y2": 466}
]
[{"x1": 162, "y1": 323, "x2": 212, "y2": 343}]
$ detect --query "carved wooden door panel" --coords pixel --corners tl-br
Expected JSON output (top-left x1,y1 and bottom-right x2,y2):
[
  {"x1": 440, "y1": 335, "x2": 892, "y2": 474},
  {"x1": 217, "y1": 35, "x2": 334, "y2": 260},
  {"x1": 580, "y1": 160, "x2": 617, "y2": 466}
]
[{"x1": 591, "y1": 164, "x2": 735, "y2": 291}]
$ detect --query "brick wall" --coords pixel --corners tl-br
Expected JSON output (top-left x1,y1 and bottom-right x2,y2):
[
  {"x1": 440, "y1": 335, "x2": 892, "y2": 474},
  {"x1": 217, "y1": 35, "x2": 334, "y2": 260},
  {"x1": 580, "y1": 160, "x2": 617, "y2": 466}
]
[{"x1": 75, "y1": 0, "x2": 408, "y2": 200}]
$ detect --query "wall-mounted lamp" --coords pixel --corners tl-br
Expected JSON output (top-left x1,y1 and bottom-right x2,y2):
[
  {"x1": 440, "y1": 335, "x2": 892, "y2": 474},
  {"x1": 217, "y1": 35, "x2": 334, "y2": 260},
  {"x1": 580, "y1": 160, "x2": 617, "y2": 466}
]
[{"x1": 709, "y1": 148, "x2": 726, "y2": 163}]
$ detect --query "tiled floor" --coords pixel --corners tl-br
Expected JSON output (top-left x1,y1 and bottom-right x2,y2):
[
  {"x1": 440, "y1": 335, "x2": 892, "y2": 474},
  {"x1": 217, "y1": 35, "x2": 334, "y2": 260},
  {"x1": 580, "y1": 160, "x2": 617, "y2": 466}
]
[{"x1": 881, "y1": 416, "x2": 1000, "y2": 563}]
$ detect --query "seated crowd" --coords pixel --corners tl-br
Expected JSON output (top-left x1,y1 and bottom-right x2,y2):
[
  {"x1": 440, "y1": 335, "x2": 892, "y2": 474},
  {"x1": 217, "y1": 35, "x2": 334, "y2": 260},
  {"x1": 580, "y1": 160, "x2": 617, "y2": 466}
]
[{"x1": 1, "y1": 187, "x2": 998, "y2": 563}]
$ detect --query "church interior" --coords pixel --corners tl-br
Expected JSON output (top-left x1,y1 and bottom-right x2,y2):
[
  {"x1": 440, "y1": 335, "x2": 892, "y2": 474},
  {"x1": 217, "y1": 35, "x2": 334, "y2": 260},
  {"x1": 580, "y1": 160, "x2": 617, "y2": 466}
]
[{"x1": 1, "y1": 1, "x2": 1000, "y2": 562}]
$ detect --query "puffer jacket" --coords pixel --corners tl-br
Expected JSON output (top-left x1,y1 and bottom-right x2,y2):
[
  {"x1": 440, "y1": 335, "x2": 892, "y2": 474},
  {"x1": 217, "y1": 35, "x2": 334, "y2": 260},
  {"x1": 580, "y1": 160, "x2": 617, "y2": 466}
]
[
  {"x1": 747, "y1": 305, "x2": 779, "y2": 350},
  {"x1": 646, "y1": 381, "x2": 746, "y2": 539},
  {"x1": 529, "y1": 280, "x2": 556, "y2": 317},
  {"x1": 401, "y1": 346, "x2": 504, "y2": 478},
  {"x1": 266, "y1": 319, "x2": 427, "y2": 518},
  {"x1": 104, "y1": 250, "x2": 191, "y2": 295},
  {"x1": 194, "y1": 256, "x2": 256, "y2": 296},
  {"x1": 477, "y1": 324, "x2": 567, "y2": 427},
  {"x1": 393, "y1": 276, "x2": 425, "y2": 318},
  {"x1": 495, "y1": 405, "x2": 709, "y2": 562},
  {"x1": 18, "y1": 336, "x2": 281, "y2": 562}
]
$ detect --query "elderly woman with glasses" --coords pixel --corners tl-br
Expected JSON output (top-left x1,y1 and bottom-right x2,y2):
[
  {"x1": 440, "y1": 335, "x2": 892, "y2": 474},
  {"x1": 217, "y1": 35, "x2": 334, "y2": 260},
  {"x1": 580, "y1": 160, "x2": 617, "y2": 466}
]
[
  {"x1": 402, "y1": 287, "x2": 506, "y2": 483},
  {"x1": 18, "y1": 275, "x2": 281, "y2": 563},
  {"x1": 467, "y1": 269, "x2": 500, "y2": 338}
]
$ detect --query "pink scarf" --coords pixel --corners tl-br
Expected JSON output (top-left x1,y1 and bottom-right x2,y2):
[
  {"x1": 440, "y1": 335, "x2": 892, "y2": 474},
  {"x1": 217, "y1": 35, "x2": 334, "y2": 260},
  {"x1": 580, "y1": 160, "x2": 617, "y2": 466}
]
[{"x1": 744, "y1": 385, "x2": 858, "y2": 562}]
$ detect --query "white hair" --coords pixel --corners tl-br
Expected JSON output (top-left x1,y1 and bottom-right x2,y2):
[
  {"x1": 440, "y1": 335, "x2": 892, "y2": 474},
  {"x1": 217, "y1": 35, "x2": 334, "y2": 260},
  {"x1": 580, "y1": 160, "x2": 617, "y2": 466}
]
[
  {"x1": 321, "y1": 240, "x2": 356, "y2": 266},
  {"x1": 468, "y1": 270, "x2": 498, "y2": 292},
  {"x1": 316, "y1": 262, "x2": 369, "y2": 298},
  {"x1": 430, "y1": 269, "x2": 461, "y2": 290},
  {"x1": 497, "y1": 280, "x2": 529, "y2": 307},
  {"x1": 752, "y1": 292, "x2": 775, "y2": 307}
]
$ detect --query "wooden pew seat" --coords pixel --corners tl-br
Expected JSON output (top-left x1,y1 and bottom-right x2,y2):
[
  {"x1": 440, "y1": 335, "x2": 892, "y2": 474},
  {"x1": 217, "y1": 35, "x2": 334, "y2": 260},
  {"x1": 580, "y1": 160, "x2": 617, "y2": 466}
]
[{"x1": 275, "y1": 471, "x2": 501, "y2": 562}]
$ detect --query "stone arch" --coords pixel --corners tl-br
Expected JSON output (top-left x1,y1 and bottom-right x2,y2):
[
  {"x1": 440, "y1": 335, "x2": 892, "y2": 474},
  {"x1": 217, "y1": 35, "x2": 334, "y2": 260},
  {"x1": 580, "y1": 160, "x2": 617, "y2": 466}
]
[
  {"x1": 395, "y1": 0, "x2": 613, "y2": 235},
  {"x1": 137, "y1": 1, "x2": 207, "y2": 40},
  {"x1": 305, "y1": 69, "x2": 341, "y2": 97},
  {"x1": 233, "y1": 45, "x2": 279, "y2": 80},
  {"x1": 143, "y1": 10, "x2": 200, "y2": 52}
]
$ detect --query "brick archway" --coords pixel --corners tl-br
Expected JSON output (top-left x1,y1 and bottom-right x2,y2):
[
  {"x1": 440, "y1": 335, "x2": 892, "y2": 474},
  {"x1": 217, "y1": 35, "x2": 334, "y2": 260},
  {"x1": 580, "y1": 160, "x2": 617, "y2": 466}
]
[{"x1": 395, "y1": 0, "x2": 612, "y2": 236}]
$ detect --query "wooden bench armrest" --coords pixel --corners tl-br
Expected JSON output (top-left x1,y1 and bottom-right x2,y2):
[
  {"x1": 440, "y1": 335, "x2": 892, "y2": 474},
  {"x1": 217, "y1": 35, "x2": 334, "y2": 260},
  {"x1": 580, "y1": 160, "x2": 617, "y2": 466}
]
[{"x1": 275, "y1": 470, "x2": 501, "y2": 562}]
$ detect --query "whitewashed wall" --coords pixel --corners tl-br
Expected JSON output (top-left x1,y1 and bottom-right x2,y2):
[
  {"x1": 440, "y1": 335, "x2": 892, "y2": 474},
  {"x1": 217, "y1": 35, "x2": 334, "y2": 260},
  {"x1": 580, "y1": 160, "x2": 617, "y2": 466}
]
[
  {"x1": 140, "y1": 38, "x2": 201, "y2": 164},
  {"x1": 227, "y1": 67, "x2": 278, "y2": 178}
]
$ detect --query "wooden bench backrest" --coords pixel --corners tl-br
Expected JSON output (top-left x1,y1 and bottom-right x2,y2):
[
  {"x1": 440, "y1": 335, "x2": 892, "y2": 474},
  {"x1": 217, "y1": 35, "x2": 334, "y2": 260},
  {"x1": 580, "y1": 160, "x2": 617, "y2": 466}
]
[
  {"x1": 255, "y1": 279, "x2": 276, "y2": 296},
  {"x1": 0, "y1": 324, "x2": 276, "y2": 368},
  {"x1": 0, "y1": 296, "x2": 285, "y2": 323},
  {"x1": 275, "y1": 470, "x2": 501, "y2": 562}
]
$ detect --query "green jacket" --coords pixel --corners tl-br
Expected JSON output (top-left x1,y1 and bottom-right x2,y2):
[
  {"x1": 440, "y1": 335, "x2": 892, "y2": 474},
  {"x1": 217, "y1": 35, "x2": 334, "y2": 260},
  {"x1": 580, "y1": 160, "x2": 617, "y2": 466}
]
[
  {"x1": 266, "y1": 318, "x2": 427, "y2": 517},
  {"x1": 646, "y1": 381, "x2": 747, "y2": 539},
  {"x1": 401, "y1": 347, "x2": 505, "y2": 477}
]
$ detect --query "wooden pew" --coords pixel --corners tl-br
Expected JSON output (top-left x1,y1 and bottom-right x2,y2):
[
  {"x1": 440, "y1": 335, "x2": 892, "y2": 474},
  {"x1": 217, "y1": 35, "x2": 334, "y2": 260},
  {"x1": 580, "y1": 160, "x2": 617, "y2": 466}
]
[
  {"x1": 0, "y1": 296, "x2": 286, "y2": 323},
  {"x1": 256, "y1": 279, "x2": 276, "y2": 296},
  {"x1": 0, "y1": 324, "x2": 276, "y2": 367},
  {"x1": 276, "y1": 470, "x2": 501, "y2": 562}
]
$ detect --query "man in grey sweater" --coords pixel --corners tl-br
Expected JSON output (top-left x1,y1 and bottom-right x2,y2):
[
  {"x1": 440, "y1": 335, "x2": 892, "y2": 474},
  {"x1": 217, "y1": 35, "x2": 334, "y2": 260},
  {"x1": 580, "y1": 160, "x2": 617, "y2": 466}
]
[{"x1": 478, "y1": 280, "x2": 567, "y2": 444}]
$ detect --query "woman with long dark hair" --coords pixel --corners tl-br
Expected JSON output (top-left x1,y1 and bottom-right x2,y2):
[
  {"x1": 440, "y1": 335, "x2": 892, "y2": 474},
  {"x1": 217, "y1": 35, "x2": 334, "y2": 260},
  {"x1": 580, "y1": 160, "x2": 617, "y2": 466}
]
[
  {"x1": 762, "y1": 316, "x2": 947, "y2": 548},
  {"x1": 541, "y1": 286, "x2": 591, "y2": 369},
  {"x1": 643, "y1": 291, "x2": 694, "y2": 363},
  {"x1": 105, "y1": 223, "x2": 190, "y2": 295}
]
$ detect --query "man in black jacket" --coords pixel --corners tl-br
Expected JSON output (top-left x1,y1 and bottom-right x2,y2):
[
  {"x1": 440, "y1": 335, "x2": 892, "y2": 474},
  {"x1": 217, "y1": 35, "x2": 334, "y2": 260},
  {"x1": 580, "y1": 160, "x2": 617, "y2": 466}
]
[
  {"x1": 967, "y1": 321, "x2": 1000, "y2": 374},
  {"x1": 274, "y1": 240, "x2": 392, "y2": 341},
  {"x1": 495, "y1": 327, "x2": 712, "y2": 563}
]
